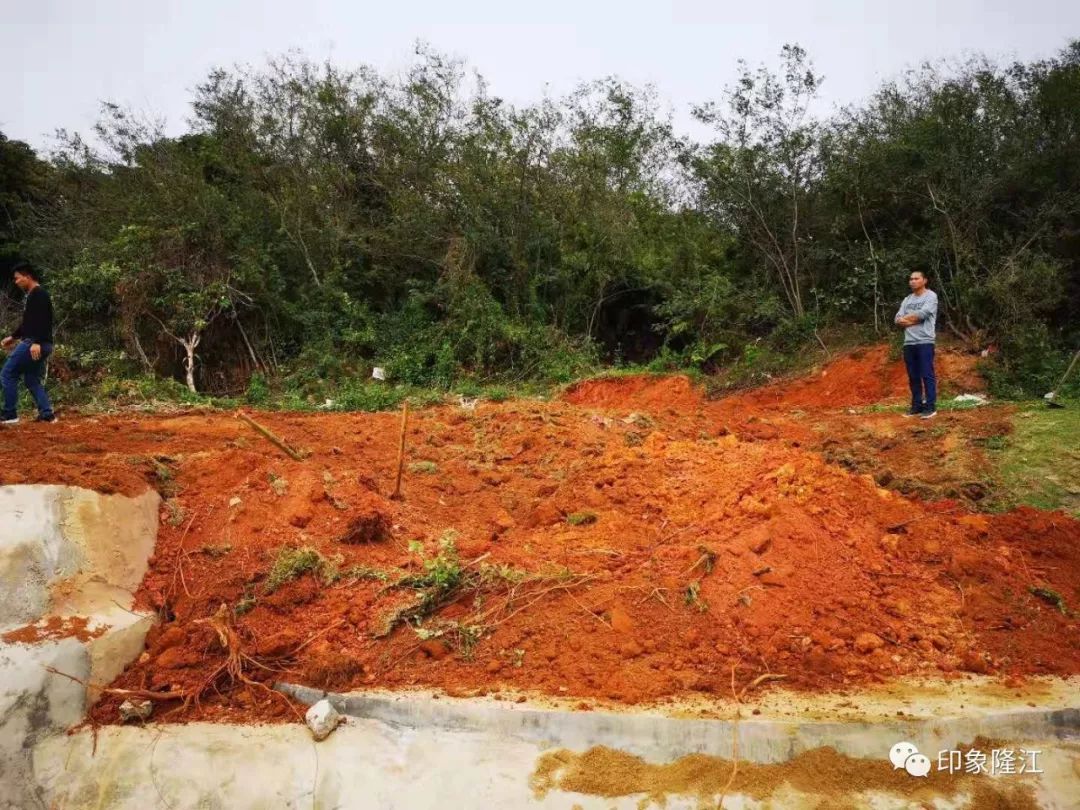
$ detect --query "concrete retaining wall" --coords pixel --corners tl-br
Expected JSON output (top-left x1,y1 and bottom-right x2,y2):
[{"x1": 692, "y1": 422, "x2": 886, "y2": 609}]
[
  {"x1": 278, "y1": 682, "x2": 1080, "y2": 766},
  {"x1": 0, "y1": 485, "x2": 159, "y2": 810},
  {"x1": 30, "y1": 719, "x2": 1080, "y2": 809}
]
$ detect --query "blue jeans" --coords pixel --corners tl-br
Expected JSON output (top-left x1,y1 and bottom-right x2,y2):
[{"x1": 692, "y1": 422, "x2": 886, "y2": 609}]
[
  {"x1": 2, "y1": 340, "x2": 54, "y2": 420},
  {"x1": 903, "y1": 343, "x2": 936, "y2": 413}
]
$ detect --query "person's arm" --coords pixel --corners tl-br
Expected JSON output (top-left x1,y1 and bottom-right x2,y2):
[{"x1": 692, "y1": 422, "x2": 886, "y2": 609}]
[
  {"x1": 29, "y1": 290, "x2": 52, "y2": 359},
  {"x1": 894, "y1": 300, "x2": 914, "y2": 328},
  {"x1": 23, "y1": 289, "x2": 43, "y2": 359},
  {"x1": 909, "y1": 293, "x2": 937, "y2": 324},
  {"x1": 3, "y1": 307, "x2": 24, "y2": 348}
]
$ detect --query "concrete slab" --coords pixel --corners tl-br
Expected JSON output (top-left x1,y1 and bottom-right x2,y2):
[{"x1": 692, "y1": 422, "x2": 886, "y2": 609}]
[
  {"x1": 30, "y1": 720, "x2": 1080, "y2": 809},
  {"x1": 0, "y1": 485, "x2": 160, "y2": 810},
  {"x1": 277, "y1": 679, "x2": 1080, "y2": 764},
  {"x1": 0, "y1": 639, "x2": 89, "y2": 810},
  {"x1": 0, "y1": 484, "x2": 160, "y2": 628},
  {"x1": 0, "y1": 486, "x2": 67, "y2": 626}
]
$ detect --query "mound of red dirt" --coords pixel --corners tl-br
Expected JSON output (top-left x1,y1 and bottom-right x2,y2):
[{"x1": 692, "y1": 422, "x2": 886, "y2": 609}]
[
  {"x1": 563, "y1": 374, "x2": 705, "y2": 412},
  {"x1": 0, "y1": 347, "x2": 1072, "y2": 725},
  {"x1": 734, "y1": 346, "x2": 984, "y2": 410},
  {"x1": 560, "y1": 346, "x2": 983, "y2": 416}
]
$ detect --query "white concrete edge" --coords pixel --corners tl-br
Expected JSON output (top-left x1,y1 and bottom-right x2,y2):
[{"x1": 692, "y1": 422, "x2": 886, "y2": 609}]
[{"x1": 276, "y1": 682, "x2": 1080, "y2": 764}]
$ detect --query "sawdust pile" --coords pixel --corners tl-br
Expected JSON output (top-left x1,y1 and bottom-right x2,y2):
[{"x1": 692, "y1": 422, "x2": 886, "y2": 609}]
[{"x1": 529, "y1": 743, "x2": 1041, "y2": 808}]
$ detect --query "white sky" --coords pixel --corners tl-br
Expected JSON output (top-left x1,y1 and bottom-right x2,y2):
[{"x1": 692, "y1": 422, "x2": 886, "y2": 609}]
[{"x1": 2, "y1": 0, "x2": 1078, "y2": 150}]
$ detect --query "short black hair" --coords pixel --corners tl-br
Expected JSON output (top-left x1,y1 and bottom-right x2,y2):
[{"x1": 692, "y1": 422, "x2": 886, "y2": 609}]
[
  {"x1": 11, "y1": 261, "x2": 39, "y2": 281},
  {"x1": 910, "y1": 269, "x2": 928, "y2": 279}
]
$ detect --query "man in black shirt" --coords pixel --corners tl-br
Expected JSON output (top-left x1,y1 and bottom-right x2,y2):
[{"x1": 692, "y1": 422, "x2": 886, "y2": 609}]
[{"x1": 2, "y1": 263, "x2": 55, "y2": 424}]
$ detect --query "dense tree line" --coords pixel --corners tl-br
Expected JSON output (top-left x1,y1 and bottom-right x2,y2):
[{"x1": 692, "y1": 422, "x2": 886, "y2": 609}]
[{"x1": 2, "y1": 42, "x2": 1078, "y2": 397}]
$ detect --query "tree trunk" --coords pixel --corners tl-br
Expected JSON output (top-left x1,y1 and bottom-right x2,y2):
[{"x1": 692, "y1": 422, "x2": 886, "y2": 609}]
[
  {"x1": 235, "y1": 316, "x2": 264, "y2": 375},
  {"x1": 129, "y1": 329, "x2": 154, "y2": 373},
  {"x1": 181, "y1": 331, "x2": 201, "y2": 394}
]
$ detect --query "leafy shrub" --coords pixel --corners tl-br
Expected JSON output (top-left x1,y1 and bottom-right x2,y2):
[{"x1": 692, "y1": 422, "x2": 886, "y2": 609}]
[
  {"x1": 245, "y1": 372, "x2": 270, "y2": 405},
  {"x1": 987, "y1": 324, "x2": 1078, "y2": 399}
]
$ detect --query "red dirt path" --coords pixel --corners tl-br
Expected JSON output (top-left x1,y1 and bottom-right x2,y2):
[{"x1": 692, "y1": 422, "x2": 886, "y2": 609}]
[{"x1": 0, "y1": 345, "x2": 1076, "y2": 724}]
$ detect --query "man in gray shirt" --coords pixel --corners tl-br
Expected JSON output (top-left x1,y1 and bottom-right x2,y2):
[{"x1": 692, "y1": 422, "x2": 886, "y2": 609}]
[{"x1": 894, "y1": 269, "x2": 938, "y2": 419}]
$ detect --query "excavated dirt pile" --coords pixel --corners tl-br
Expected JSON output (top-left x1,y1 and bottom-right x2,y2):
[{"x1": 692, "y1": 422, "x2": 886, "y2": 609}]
[{"x1": 0, "y1": 345, "x2": 1077, "y2": 724}]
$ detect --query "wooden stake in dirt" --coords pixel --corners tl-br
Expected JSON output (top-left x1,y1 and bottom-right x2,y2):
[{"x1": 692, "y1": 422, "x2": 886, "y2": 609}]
[
  {"x1": 235, "y1": 411, "x2": 305, "y2": 461},
  {"x1": 391, "y1": 400, "x2": 409, "y2": 500}
]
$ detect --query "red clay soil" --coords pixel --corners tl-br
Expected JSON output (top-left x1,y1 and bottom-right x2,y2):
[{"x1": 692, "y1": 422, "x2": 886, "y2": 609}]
[
  {"x1": 726, "y1": 345, "x2": 985, "y2": 410},
  {"x1": 565, "y1": 374, "x2": 705, "y2": 412},
  {"x1": 0, "y1": 345, "x2": 1076, "y2": 725}
]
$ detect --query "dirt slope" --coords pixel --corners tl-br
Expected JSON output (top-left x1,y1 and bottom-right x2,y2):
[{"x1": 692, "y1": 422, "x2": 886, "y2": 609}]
[{"x1": 0, "y1": 345, "x2": 1076, "y2": 724}]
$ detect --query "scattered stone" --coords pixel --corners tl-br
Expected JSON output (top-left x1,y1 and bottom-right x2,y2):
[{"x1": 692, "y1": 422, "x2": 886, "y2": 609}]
[
  {"x1": 956, "y1": 514, "x2": 990, "y2": 535},
  {"x1": 288, "y1": 508, "x2": 313, "y2": 528},
  {"x1": 735, "y1": 523, "x2": 773, "y2": 554},
  {"x1": 154, "y1": 625, "x2": 186, "y2": 651},
  {"x1": 854, "y1": 632, "x2": 885, "y2": 654},
  {"x1": 526, "y1": 501, "x2": 563, "y2": 528},
  {"x1": 305, "y1": 699, "x2": 343, "y2": 741},
  {"x1": 930, "y1": 635, "x2": 951, "y2": 651},
  {"x1": 609, "y1": 607, "x2": 635, "y2": 634},
  {"x1": 740, "y1": 421, "x2": 780, "y2": 441},
  {"x1": 489, "y1": 510, "x2": 515, "y2": 536},
  {"x1": 758, "y1": 570, "x2": 787, "y2": 588},
  {"x1": 255, "y1": 629, "x2": 302, "y2": 658},
  {"x1": 155, "y1": 646, "x2": 190, "y2": 669},
  {"x1": 338, "y1": 493, "x2": 391, "y2": 544},
  {"x1": 419, "y1": 639, "x2": 451, "y2": 660},
  {"x1": 879, "y1": 533, "x2": 902, "y2": 553},
  {"x1": 953, "y1": 393, "x2": 988, "y2": 405},
  {"x1": 961, "y1": 651, "x2": 991, "y2": 674},
  {"x1": 884, "y1": 599, "x2": 911, "y2": 619},
  {"x1": 118, "y1": 699, "x2": 153, "y2": 722}
]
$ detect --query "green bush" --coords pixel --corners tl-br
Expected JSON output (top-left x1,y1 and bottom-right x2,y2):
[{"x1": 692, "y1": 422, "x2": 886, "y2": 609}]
[
  {"x1": 987, "y1": 324, "x2": 1078, "y2": 399},
  {"x1": 335, "y1": 382, "x2": 407, "y2": 412},
  {"x1": 245, "y1": 372, "x2": 270, "y2": 405}
]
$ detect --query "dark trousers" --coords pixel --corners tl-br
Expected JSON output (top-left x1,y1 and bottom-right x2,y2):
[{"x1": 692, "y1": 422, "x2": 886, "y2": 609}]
[
  {"x1": 902, "y1": 343, "x2": 936, "y2": 413},
  {"x1": 2, "y1": 340, "x2": 53, "y2": 420}
]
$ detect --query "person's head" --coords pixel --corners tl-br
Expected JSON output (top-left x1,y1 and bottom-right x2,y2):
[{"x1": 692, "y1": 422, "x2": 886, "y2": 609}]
[
  {"x1": 11, "y1": 262, "x2": 39, "y2": 292},
  {"x1": 908, "y1": 269, "x2": 929, "y2": 293}
]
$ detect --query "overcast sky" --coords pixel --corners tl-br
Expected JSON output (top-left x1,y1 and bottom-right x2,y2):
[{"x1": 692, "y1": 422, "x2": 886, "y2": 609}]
[{"x1": 3, "y1": 0, "x2": 1078, "y2": 151}]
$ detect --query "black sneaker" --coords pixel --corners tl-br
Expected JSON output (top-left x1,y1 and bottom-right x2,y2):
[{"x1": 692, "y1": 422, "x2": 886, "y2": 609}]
[
  {"x1": 36, "y1": 414, "x2": 57, "y2": 423},
  {"x1": 902, "y1": 409, "x2": 921, "y2": 418},
  {"x1": 920, "y1": 410, "x2": 937, "y2": 420}
]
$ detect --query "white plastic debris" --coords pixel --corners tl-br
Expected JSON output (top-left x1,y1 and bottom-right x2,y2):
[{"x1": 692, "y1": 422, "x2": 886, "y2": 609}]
[
  {"x1": 118, "y1": 699, "x2": 153, "y2": 722},
  {"x1": 371, "y1": 367, "x2": 386, "y2": 381},
  {"x1": 305, "y1": 699, "x2": 342, "y2": 741},
  {"x1": 228, "y1": 496, "x2": 242, "y2": 508},
  {"x1": 954, "y1": 393, "x2": 989, "y2": 405}
]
